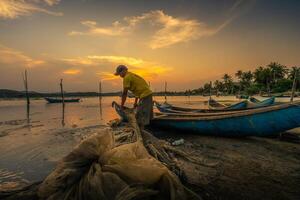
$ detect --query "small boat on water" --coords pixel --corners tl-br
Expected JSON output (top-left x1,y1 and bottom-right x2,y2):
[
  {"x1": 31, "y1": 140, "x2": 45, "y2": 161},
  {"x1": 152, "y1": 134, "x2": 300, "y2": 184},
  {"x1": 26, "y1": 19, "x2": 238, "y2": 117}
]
[
  {"x1": 113, "y1": 101, "x2": 300, "y2": 137},
  {"x1": 45, "y1": 97, "x2": 80, "y2": 103}
]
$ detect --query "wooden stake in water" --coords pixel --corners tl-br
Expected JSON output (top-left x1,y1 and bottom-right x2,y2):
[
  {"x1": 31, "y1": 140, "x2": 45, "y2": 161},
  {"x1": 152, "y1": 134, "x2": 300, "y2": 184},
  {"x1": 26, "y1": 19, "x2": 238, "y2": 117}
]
[
  {"x1": 60, "y1": 79, "x2": 65, "y2": 105},
  {"x1": 209, "y1": 81, "x2": 212, "y2": 100},
  {"x1": 22, "y1": 70, "x2": 30, "y2": 126},
  {"x1": 99, "y1": 81, "x2": 103, "y2": 119},
  {"x1": 291, "y1": 68, "x2": 298, "y2": 102},
  {"x1": 164, "y1": 82, "x2": 167, "y2": 102}
]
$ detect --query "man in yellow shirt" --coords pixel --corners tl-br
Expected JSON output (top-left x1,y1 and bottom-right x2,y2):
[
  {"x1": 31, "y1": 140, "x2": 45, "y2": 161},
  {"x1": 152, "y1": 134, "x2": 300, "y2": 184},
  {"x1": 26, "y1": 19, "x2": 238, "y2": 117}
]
[{"x1": 114, "y1": 65, "x2": 153, "y2": 127}]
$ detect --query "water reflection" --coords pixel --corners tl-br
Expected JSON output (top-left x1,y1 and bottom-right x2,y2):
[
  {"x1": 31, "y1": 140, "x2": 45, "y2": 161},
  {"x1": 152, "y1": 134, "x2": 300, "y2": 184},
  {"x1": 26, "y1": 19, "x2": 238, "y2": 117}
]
[
  {"x1": 61, "y1": 103, "x2": 65, "y2": 127},
  {"x1": 99, "y1": 96, "x2": 103, "y2": 120},
  {"x1": 26, "y1": 103, "x2": 31, "y2": 130}
]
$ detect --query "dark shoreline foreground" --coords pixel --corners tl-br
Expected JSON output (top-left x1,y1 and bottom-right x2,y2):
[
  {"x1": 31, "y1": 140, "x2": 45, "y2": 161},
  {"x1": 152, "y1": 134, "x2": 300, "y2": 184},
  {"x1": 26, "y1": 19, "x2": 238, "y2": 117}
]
[{"x1": 1, "y1": 119, "x2": 300, "y2": 200}]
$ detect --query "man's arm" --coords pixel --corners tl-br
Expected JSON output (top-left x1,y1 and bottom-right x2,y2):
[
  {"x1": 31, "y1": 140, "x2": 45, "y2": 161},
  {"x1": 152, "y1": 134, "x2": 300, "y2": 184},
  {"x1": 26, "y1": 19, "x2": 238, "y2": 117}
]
[{"x1": 121, "y1": 88, "x2": 128, "y2": 108}]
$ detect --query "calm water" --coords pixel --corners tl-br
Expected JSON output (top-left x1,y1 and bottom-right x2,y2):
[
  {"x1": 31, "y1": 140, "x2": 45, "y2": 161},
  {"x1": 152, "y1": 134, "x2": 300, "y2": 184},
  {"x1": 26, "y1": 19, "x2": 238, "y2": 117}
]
[{"x1": 0, "y1": 96, "x2": 297, "y2": 190}]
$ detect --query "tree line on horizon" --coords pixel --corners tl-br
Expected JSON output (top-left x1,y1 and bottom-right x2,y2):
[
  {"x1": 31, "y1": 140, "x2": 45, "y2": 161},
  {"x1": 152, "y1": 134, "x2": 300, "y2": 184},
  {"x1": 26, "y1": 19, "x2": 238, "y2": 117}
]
[{"x1": 184, "y1": 62, "x2": 300, "y2": 96}]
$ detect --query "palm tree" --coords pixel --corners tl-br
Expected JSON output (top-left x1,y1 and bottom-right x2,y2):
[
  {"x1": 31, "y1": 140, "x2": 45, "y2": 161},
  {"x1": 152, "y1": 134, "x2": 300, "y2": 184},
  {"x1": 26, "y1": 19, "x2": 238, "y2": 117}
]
[
  {"x1": 254, "y1": 66, "x2": 272, "y2": 94},
  {"x1": 267, "y1": 62, "x2": 288, "y2": 83},
  {"x1": 289, "y1": 66, "x2": 300, "y2": 91},
  {"x1": 235, "y1": 70, "x2": 243, "y2": 81},
  {"x1": 222, "y1": 74, "x2": 233, "y2": 94},
  {"x1": 214, "y1": 80, "x2": 224, "y2": 96},
  {"x1": 235, "y1": 70, "x2": 243, "y2": 94},
  {"x1": 241, "y1": 71, "x2": 253, "y2": 88}
]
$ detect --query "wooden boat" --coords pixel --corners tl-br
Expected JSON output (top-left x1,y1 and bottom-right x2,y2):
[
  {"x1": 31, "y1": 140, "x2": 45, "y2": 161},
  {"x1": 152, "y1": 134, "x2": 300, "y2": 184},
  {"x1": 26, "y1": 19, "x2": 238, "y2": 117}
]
[
  {"x1": 150, "y1": 101, "x2": 300, "y2": 137},
  {"x1": 113, "y1": 101, "x2": 255, "y2": 122},
  {"x1": 248, "y1": 97, "x2": 275, "y2": 108},
  {"x1": 155, "y1": 97, "x2": 275, "y2": 114},
  {"x1": 208, "y1": 98, "x2": 248, "y2": 110},
  {"x1": 45, "y1": 97, "x2": 80, "y2": 103},
  {"x1": 154, "y1": 100, "x2": 248, "y2": 114}
]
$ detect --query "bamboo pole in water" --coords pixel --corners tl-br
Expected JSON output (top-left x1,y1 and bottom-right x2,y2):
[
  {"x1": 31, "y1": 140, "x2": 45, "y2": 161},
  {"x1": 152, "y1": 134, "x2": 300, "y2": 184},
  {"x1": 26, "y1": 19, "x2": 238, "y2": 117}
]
[
  {"x1": 291, "y1": 68, "x2": 298, "y2": 102},
  {"x1": 164, "y1": 81, "x2": 167, "y2": 102},
  {"x1": 60, "y1": 79, "x2": 65, "y2": 105},
  {"x1": 209, "y1": 81, "x2": 212, "y2": 100}
]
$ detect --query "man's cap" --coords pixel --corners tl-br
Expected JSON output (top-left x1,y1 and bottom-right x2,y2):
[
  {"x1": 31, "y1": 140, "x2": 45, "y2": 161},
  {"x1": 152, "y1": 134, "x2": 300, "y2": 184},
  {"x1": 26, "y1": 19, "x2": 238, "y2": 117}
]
[{"x1": 114, "y1": 65, "x2": 128, "y2": 75}]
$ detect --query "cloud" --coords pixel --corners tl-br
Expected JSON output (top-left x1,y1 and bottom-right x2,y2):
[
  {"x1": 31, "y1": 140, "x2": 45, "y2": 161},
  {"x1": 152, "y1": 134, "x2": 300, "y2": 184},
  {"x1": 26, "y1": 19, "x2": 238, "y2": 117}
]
[
  {"x1": 43, "y1": 0, "x2": 60, "y2": 6},
  {"x1": 0, "y1": 0, "x2": 63, "y2": 19},
  {"x1": 0, "y1": 45, "x2": 45, "y2": 67},
  {"x1": 69, "y1": 10, "x2": 233, "y2": 49},
  {"x1": 69, "y1": 20, "x2": 127, "y2": 36},
  {"x1": 63, "y1": 69, "x2": 81, "y2": 75},
  {"x1": 62, "y1": 55, "x2": 172, "y2": 81}
]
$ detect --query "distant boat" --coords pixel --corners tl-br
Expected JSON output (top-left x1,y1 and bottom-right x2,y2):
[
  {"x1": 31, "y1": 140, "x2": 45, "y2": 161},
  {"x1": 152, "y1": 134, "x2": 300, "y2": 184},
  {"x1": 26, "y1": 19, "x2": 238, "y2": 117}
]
[
  {"x1": 44, "y1": 97, "x2": 80, "y2": 103},
  {"x1": 150, "y1": 101, "x2": 300, "y2": 137}
]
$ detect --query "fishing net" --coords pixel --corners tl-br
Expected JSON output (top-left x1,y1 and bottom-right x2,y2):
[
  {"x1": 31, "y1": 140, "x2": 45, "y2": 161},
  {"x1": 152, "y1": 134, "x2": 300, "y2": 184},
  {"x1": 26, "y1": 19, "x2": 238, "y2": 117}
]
[{"x1": 37, "y1": 128, "x2": 188, "y2": 200}]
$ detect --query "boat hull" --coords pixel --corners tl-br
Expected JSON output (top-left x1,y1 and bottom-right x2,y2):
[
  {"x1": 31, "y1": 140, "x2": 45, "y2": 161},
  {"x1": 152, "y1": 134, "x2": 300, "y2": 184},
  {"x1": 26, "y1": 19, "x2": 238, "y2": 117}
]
[{"x1": 151, "y1": 102, "x2": 300, "y2": 137}]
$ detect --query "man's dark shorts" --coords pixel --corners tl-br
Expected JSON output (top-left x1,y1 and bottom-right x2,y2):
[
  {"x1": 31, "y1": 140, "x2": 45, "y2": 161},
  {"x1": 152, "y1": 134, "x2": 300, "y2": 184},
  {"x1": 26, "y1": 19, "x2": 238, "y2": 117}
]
[{"x1": 136, "y1": 94, "x2": 153, "y2": 126}]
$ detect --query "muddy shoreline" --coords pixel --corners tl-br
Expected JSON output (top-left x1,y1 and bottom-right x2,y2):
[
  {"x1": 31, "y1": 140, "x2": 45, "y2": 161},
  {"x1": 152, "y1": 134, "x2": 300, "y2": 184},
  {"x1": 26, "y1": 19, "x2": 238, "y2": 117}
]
[{"x1": 153, "y1": 129, "x2": 300, "y2": 200}]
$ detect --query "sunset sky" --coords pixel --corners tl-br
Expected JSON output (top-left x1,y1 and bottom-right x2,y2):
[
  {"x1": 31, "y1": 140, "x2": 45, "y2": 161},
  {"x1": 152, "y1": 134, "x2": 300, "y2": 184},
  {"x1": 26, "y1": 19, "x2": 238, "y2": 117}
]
[{"x1": 0, "y1": 0, "x2": 299, "y2": 92}]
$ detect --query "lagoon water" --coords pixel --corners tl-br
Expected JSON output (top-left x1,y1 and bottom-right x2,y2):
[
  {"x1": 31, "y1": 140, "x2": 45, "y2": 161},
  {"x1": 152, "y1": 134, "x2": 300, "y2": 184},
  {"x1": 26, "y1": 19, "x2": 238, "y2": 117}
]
[{"x1": 0, "y1": 96, "x2": 298, "y2": 190}]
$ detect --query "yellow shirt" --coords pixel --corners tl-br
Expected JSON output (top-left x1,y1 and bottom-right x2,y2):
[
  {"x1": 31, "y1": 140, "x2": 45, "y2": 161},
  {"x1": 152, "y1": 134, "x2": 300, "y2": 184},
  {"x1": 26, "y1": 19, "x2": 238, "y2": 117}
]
[{"x1": 123, "y1": 72, "x2": 152, "y2": 99}]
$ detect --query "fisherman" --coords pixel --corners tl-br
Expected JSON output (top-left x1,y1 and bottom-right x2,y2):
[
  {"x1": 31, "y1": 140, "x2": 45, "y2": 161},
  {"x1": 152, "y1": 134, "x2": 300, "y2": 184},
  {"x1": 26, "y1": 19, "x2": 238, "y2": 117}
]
[{"x1": 114, "y1": 65, "x2": 153, "y2": 128}]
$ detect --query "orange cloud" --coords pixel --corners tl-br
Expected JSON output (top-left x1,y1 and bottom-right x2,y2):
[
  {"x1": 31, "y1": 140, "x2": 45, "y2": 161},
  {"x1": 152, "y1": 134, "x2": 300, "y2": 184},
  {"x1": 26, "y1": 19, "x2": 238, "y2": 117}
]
[
  {"x1": 0, "y1": 0, "x2": 62, "y2": 19},
  {"x1": 62, "y1": 55, "x2": 172, "y2": 81},
  {"x1": 0, "y1": 45, "x2": 45, "y2": 67},
  {"x1": 69, "y1": 10, "x2": 233, "y2": 49},
  {"x1": 63, "y1": 69, "x2": 81, "y2": 75},
  {"x1": 43, "y1": 0, "x2": 60, "y2": 6}
]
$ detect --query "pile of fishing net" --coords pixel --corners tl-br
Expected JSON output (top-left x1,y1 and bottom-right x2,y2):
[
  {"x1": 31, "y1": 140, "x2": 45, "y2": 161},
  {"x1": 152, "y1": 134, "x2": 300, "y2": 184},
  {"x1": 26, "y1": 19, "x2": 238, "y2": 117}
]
[{"x1": 1, "y1": 107, "x2": 203, "y2": 200}]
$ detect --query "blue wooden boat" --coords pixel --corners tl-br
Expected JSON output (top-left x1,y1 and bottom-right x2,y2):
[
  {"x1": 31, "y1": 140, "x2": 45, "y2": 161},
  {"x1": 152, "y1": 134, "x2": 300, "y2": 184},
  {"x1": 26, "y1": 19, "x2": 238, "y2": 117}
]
[
  {"x1": 154, "y1": 100, "x2": 248, "y2": 114},
  {"x1": 208, "y1": 99, "x2": 248, "y2": 110},
  {"x1": 150, "y1": 101, "x2": 300, "y2": 137},
  {"x1": 248, "y1": 97, "x2": 275, "y2": 108},
  {"x1": 249, "y1": 97, "x2": 260, "y2": 104},
  {"x1": 45, "y1": 97, "x2": 80, "y2": 103}
]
